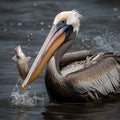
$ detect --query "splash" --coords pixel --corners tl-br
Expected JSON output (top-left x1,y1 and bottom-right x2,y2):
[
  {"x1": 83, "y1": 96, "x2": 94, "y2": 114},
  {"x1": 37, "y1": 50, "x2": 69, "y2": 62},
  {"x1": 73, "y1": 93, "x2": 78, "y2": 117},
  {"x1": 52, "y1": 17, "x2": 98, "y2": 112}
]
[
  {"x1": 93, "y1": 36, "x2": 114, "y2": 52},
  {"x1": 10, "y1": 80, "x2": 44, "y2": 107}
]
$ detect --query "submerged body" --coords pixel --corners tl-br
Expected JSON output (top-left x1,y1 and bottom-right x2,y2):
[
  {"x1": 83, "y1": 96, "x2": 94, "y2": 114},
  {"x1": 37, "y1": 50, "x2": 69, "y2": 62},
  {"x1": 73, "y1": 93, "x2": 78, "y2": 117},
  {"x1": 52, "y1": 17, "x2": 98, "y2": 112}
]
[
  {"x1": 13, "y1": 45, "x2": 31, "y2": 81},
  {"x1": 22, "y1": 10, "x2": 120, "y2": 103}
]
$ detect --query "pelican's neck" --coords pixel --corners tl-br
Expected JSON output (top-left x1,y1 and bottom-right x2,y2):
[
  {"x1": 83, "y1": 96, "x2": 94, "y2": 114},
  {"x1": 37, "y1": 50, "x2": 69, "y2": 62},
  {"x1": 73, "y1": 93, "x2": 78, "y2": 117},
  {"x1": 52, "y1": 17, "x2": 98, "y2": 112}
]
[
  {"x1": 47, "y1": 56, "x2": 62, "y2": 81},
  {"x1": 47, "y1": 32, "x2": 76, "y2": 80},
  {"x1": 48, "y1": 40, "x2": 73, "y2": 80}
]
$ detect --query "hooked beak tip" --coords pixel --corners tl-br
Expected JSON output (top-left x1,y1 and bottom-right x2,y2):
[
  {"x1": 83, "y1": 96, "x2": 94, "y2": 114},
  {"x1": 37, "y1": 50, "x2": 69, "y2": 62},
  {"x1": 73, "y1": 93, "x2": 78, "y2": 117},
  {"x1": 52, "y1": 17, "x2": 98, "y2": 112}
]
[{"x1": 21, "y1": 84, "x2": 26, "y2": 90}]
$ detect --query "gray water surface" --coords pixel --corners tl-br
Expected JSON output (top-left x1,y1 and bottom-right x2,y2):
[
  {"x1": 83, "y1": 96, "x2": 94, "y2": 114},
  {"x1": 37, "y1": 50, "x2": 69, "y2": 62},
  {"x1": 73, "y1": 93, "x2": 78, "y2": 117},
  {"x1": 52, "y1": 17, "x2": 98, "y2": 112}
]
[{"x1": 0, "y1": 0, "x2": 120, "y2": 120}]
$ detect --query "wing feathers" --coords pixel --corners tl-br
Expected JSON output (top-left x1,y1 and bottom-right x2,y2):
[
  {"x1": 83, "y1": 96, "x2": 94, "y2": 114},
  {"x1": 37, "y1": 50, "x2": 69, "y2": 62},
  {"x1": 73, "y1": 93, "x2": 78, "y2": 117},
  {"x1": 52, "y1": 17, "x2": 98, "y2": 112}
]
[
  {"x1": 66, "y1": 57, "x2": 120, "y2": 100},
  {"x1": 60, "y1": 50, "x2": 93, "y2": 68}
]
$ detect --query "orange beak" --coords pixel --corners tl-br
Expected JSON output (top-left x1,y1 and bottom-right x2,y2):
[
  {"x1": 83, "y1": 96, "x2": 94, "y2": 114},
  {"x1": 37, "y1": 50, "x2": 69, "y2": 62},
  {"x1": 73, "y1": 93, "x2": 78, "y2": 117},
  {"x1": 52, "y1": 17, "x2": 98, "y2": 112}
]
[{"x1": 21, "y1": 25, "x2": 66, "y2": 90}]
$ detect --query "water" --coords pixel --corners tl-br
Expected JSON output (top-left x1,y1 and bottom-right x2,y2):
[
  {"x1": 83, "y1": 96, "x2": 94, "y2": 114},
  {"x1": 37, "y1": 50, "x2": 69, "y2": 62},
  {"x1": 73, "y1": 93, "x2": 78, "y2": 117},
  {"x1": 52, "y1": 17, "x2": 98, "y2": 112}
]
[
  {"x1": 0, "y1": 0, "x2": 120, "y2": 120},
  {"x1": 10, "y1": 80, "x2": 45, "y2": 107}
]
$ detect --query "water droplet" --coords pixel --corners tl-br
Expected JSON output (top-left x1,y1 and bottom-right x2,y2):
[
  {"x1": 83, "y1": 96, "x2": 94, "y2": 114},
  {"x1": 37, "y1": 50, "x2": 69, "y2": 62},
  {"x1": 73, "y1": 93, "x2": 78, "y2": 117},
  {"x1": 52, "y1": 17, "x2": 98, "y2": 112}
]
[
  {"x1": 40, "y1": 22, "x2": 44, "y2": 25},
  {"x1": 28, "y1": 38, "x2": 30, "y2": 42},
  {"x1": 18, "y1": 22, "x2": 22, "y2": 26},
  {"x1": 48, "y1": 25, "x2": 51, "y2": 28},
  {"x1": 41, "y1": 28, "x2": 44, "y2": 31},
  {"x1": 30, "y1": 33, "x2": 33, "y2": 36},
  {"x1": 33, "y1": 3, "x2": 37, "y2": 7},
  {"x1": 3, "y1": 28, "x2": 7, "y2": 32},
  {"x1": 113, "y1": 8, "x2": 118, "y2": 12}
]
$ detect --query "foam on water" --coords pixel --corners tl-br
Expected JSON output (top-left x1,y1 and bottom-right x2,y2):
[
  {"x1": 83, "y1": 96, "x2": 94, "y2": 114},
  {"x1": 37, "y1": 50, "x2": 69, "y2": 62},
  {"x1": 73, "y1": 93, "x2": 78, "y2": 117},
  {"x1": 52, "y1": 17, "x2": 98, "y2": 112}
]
[{"x1": 10, "y1": 80, "x2": 44, "y2": 107}]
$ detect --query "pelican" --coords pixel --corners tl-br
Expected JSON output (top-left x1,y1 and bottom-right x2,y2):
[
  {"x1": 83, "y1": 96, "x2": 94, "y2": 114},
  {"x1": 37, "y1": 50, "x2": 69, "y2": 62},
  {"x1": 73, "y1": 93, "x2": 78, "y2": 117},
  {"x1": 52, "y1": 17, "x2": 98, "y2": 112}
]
[{"x1": 22, "y1": 10, "x2": 120, "y2": 102}]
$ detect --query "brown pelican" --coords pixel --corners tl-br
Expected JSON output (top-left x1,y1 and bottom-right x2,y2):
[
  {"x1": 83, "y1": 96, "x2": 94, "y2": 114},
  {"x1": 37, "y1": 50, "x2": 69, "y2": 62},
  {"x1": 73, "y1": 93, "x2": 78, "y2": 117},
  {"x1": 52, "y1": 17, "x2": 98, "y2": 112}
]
[{"x1": 22, "y1": 10, "x2": 120, "y2": 102}]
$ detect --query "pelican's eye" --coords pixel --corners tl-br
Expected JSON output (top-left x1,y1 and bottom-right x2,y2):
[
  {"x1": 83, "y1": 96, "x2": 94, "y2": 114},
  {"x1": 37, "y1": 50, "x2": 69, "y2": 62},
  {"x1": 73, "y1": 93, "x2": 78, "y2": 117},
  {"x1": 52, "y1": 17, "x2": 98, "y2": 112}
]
[
  {"x1": 56, "y1": 19, "x2": 67, "y2": 30},
  {"x1": 60, "y1": 19, "x2": 66, "y2": 24}
]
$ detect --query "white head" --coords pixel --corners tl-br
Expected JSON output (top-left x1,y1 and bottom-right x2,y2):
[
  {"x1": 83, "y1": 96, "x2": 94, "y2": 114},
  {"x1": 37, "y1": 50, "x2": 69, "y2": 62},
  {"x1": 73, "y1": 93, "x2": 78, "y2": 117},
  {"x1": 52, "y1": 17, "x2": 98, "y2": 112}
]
[{"x1": 53, "y1": 10, "x2": 82, "y2": 34}]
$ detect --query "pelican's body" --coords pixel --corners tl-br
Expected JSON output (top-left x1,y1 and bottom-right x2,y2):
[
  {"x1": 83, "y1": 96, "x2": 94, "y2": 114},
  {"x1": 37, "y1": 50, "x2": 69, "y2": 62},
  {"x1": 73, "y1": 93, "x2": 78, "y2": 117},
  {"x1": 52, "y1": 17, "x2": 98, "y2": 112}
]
[
  {"x1": 46, "y1": 52, "x2": 120, "y2": 102},
  {"x1": 22, "y1": 10, "x2": 120, "y2": 102}
]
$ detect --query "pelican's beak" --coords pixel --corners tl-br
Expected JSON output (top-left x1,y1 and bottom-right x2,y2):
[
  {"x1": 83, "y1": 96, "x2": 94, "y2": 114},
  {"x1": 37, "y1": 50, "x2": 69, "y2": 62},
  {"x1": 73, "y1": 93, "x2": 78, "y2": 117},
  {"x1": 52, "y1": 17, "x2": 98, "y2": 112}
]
[{"x1": 21, "y1": 24, "x2": 69, "y2": 90}]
